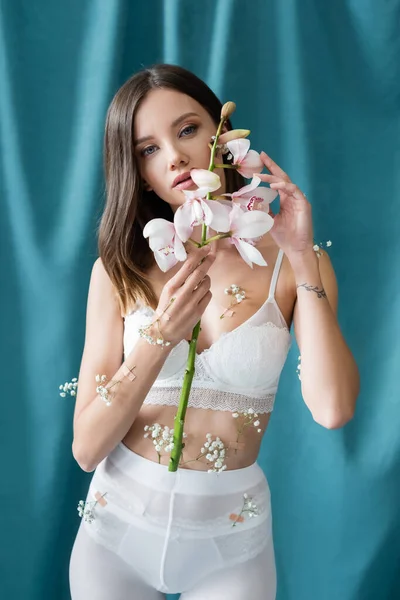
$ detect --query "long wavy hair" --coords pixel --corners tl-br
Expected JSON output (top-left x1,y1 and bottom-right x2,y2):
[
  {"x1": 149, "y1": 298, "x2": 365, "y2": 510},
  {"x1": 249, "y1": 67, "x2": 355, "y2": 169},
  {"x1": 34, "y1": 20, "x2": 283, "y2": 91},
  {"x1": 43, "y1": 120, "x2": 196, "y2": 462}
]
[{"x1": 98, "y1": 64, "x2": 245, "y2": 315}]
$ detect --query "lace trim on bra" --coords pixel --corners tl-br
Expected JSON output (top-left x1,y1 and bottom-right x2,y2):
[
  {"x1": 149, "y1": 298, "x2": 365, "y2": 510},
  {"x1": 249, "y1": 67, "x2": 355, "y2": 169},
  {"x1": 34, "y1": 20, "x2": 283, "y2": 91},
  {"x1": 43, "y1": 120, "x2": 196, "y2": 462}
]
[{"x1": 142, "y1": 387, "x2": 276, "y2": 414}]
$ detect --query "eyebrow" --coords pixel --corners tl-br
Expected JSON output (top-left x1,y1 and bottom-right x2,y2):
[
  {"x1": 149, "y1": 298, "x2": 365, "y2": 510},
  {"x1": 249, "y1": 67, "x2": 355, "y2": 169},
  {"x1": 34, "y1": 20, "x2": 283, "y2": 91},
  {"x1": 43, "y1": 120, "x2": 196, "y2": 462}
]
[{"x1": 134, "y1": 112, "x2": 200, "y2": 146}]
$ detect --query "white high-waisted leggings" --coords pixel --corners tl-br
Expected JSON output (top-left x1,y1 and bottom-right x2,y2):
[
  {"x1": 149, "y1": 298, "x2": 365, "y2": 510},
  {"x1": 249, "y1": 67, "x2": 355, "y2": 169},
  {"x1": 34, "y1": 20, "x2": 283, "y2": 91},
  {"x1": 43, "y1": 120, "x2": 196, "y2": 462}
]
[{"x1": 69, "y1": 442, "x2": 277, "y2": 599}]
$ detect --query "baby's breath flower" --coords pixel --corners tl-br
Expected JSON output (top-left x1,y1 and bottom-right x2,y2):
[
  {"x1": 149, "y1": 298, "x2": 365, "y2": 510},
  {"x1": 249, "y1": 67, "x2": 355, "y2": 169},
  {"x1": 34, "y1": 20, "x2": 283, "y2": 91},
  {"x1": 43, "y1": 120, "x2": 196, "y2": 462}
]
[
  {"x1": 59, "y1": 378, "x2": 78, "y2": 398},
  {"x1": 77, "y1": 493, "x2": 107, "y2": 524},
  {"x1": 94, "y1": 374, "x2": 122, "y2": 406},
  {"x1": 199, "y1": 433, "x2": 227, "y2": 472},
  {"x1": 231, "y1": 408, "x2": 262, "y2": 449},
  {"x1": 231, "y1": 492, "x2": 260, "y2": 527},
  {"x1": 143, "y1": 423, "x2": 184, "y2": 463},
  {"x1": 296, "y1": 355, "x2": 302, "y2": 381}
]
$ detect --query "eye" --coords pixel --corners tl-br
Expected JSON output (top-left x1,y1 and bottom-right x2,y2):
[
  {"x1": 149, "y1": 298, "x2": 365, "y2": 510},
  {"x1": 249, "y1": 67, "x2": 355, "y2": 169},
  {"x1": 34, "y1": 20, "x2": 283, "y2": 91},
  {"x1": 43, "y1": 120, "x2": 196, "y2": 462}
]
[
  {"x1": 141, "y1": 145, "x2": 157, "y2": 157},
  {"x1": 180, "y1": 124, "x2": 198, "y2": 137}
]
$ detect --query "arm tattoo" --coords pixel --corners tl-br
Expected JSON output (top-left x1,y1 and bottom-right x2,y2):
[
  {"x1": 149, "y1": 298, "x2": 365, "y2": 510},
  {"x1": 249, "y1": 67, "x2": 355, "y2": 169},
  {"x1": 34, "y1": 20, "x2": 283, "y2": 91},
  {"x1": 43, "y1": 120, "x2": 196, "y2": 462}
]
[{"x1": 296, "y1": 283, "x2": 327, "y2": 299}]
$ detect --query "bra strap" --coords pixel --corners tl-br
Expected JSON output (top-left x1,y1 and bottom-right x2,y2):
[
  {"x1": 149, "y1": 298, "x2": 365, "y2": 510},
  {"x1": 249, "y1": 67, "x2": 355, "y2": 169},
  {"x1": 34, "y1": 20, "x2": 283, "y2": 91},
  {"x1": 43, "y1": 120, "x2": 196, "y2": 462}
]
[{"x1": 268, "y1": 249, "x2": 284, "y2": 301}]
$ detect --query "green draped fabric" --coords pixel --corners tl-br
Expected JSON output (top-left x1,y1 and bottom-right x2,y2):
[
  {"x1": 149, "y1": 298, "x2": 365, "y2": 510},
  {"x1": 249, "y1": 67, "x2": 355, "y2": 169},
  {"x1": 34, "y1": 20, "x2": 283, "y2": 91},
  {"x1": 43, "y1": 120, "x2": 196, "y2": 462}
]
[{"x1": 2, "y1": 1, "x2": 399, "y2": 598}]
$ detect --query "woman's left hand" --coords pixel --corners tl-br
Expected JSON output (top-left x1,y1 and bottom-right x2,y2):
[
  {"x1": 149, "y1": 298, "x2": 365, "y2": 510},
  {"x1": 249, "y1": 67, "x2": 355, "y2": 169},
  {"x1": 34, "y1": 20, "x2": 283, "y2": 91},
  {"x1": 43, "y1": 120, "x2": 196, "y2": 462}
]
[{"x1": 256, "y1": 151, "x2": 314, "y2": 259}]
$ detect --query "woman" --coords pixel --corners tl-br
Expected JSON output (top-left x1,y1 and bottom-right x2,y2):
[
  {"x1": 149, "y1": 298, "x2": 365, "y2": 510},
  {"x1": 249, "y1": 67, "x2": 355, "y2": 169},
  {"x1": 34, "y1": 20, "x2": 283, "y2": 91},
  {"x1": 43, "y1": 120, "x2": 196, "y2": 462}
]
[{"x1": 69, "y1": 64, "x2": 360, "y2": 599}]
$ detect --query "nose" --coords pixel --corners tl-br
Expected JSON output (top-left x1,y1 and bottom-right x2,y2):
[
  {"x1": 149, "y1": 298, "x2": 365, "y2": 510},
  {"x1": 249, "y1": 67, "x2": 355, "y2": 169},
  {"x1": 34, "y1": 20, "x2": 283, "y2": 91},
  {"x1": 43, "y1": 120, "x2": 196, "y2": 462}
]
[{"x1": 167, "y1": 143, "x2": 189, "y2": 171}]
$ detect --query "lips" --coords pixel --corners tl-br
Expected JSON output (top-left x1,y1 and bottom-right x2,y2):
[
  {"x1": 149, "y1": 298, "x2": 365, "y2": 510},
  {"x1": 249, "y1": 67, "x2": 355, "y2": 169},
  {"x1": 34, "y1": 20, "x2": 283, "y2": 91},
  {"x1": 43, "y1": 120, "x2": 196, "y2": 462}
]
[{"x1": 172, "y1": 171, "x2": 192, "y2": 188}]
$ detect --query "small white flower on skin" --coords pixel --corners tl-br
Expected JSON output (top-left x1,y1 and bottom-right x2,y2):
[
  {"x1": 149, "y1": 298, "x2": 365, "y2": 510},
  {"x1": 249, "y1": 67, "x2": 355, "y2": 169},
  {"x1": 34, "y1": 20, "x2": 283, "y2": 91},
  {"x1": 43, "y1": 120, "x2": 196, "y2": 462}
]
[
  {"x1": 60, "y1": 377, "x2": 79, "y2": 398},
  {"x1": 253, "y1": 420, "x2": 260, "y2": 427},
  {"x1": 257, "y1": 428, "x2": 262, "y2": 433},
  {"x1": 313, "y1": 244, "x2": 319, "y2": 252},
  {"x1": 232, "y1": 413, "x2": 239, "y2": 419}
]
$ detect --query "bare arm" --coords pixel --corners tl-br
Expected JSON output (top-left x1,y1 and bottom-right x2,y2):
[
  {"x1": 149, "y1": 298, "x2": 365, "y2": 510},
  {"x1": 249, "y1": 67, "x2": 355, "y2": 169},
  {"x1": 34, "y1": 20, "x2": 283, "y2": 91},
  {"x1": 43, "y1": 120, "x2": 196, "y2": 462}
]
[
  {"x1": 72, "y1": 246, "x2": 214, "y2": 472},
  {"x1": 292, "y1": 249, "x2": 360, "y2": 429}
]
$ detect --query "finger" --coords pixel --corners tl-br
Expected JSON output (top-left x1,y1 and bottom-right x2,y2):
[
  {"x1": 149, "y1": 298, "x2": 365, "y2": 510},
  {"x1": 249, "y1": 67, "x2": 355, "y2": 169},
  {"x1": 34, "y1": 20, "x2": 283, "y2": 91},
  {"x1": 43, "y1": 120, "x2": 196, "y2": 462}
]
[
  {"x1": 196, "y1": 289, "x2": 212, "y2": 315},
  {"x1": 260, "y1": 151, "x2": 290, "y2": 181},
  {"x1": 184, "y1": 255, "x2": 214, "y2": 291},
  {"x1": 269, "y1": 181, "x2": 307, "y2": 201},
  {"x1": 254, "y1": 173, "x2": 283, "y2": 183},
  {"x1": 168, "y1": 245, "x2": 211, "y2": 291},
  {"x1": 191, "y1": 274, "x2": 211, "y2": 301}
]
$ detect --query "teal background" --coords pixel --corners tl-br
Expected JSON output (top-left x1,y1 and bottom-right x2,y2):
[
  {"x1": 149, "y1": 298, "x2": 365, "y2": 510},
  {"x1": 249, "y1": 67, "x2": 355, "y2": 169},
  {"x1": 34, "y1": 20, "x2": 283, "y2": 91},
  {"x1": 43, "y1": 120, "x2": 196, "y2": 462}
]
[{"x1": 1, "y1": 1, "x2": 399, "y2": 598}]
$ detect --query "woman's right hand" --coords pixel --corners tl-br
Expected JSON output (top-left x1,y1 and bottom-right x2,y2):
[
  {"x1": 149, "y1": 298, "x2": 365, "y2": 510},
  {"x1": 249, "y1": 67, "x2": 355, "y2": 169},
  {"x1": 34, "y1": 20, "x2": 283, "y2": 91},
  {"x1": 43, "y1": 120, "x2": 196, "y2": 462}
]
[{"x1": 153, "y1": 245, "x2": 215, "y2": 347}]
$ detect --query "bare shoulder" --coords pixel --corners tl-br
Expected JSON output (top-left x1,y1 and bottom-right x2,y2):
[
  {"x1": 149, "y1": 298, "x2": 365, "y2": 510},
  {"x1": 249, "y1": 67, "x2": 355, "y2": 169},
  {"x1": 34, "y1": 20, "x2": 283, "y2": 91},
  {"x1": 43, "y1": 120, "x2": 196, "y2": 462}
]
[{"x1": 91, "y1": 258, "x2": 127, "y2": 318}]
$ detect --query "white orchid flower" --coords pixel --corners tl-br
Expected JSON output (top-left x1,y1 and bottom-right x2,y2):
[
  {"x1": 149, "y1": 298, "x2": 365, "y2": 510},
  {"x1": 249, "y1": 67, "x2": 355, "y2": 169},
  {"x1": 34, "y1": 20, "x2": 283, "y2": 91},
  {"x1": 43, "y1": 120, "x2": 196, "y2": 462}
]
[
  {"x1": 226, "y1": 176, "x2": 278, "y2": 213},
  {"x1": 174, "y1": 169, "x2": 231, "y2": 242},
  {"x1": 143, "y1": 218, "x2": 187, "y2": 272},
  {"x1": 226, "y1": 139, "x2": 263, "y2": 178},
  {"x1": 228, "y1": 203, "x2": 274, "y2": 268}
]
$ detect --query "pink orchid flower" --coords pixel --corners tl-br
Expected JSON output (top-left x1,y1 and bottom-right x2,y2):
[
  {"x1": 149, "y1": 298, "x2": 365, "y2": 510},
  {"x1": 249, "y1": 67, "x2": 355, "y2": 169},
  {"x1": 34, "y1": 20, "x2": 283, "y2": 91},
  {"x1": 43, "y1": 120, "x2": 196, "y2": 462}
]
[
  {"x1": 143, "y1": 218, "x2": 187, "y2": 272},
  {"x1": 226, "y1": 176, "x2": 278, "y2": 213},
  {"x1": 174, "y1": 169, "x2": 231, "y2": 242},
  {"x1": 228, "y1": 203, "x2": 274, "y2": 268},
  {"x1": 226, "y1": 139, "x2": 263, "y2": 178}
]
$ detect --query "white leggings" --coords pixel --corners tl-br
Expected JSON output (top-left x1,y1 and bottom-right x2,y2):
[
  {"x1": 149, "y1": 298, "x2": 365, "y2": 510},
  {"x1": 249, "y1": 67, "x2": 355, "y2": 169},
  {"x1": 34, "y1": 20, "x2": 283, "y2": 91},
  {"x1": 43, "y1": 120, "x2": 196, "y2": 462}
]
[{"x1": 69, "y1": 443, "x2": 277, "y2": 599}]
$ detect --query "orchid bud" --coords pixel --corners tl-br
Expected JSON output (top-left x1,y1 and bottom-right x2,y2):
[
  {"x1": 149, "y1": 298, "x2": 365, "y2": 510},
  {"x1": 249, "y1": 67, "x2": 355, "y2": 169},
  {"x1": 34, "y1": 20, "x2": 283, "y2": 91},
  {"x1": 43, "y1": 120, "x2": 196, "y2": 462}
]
[
  {"x1": 218, "y1": 129, "x2": 250, "y2": 145},
  {"x1": 221, "y1": 101, "x2": 236, "y2": 119},
  {"x1": 190, "y1": 168, "x2": 221, "y2": 190}
]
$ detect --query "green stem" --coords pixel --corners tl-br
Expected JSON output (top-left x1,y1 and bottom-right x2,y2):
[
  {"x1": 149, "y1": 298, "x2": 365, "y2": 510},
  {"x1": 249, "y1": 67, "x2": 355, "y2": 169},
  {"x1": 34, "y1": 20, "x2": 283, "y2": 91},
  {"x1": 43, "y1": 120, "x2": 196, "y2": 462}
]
[
  {"x1": 168, "y1": 117, "x2": 227, "y2": 472},
  {"x1": 214, "y1": 164, "x2": 237, "y2": 169},
  {"x1": 188, "y1": 238, "x2": 201, "y2": 248},
  {"x1": 203, "y1": 232, "x2": 231, "y2": 245}
]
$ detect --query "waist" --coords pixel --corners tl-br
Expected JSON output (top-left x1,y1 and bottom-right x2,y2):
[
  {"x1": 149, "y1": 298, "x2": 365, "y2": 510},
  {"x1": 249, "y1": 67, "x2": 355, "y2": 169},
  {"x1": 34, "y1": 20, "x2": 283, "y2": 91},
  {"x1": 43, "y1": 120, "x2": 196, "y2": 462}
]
[{"x1": 107, "y1": 442, "x2": 267, "y2": 495}]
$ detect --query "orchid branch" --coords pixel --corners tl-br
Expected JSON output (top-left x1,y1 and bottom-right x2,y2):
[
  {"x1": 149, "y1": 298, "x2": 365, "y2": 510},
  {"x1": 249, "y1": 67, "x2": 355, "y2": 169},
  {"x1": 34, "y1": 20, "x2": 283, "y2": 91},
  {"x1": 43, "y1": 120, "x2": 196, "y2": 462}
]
[{"x1": 168, "y1": 102, "x2": 236, "y2": 472}]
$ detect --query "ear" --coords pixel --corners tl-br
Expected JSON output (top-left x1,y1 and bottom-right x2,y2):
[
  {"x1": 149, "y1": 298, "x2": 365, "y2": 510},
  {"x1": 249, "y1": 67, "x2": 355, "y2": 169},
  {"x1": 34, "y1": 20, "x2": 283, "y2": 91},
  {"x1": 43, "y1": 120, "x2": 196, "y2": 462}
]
[{"x1": 143, "y1": 180, "x2": 153, "y2": 192}]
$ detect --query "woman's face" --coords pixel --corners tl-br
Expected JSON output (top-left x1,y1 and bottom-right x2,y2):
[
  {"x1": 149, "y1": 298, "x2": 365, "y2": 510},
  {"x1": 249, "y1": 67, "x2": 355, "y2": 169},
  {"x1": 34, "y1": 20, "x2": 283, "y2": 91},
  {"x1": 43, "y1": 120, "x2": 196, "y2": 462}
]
[{"x1": 133, "y1": 88, "x2": 226, "y2": 211}]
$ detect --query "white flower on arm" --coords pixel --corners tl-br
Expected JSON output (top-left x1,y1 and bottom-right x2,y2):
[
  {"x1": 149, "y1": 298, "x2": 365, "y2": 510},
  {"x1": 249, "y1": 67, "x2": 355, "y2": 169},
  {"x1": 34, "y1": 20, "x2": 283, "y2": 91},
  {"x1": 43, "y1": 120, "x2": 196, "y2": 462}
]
[
  {"x1": 225, "y1": 138, "x2": 264, "y2": 178},
  {"x1": 173, "y1": 169, "x2": 231, "y2": 243},
  {"x1": 296, "y1": 355, "x2": 302, "y2": 380},
  {"x1": 143, "y1": 219, "x2": 187, "y2": 272},
  {"x1": 59, "y1": 378, "x2": 78, "y2": 397},
  {"x1": 95, "y1": 373, "x2": 123, "y2": 407},
  {"x1": 313, "y1": 239, "x2": 333, "y2": 258},
  {"x1": 228, "y1": 204, "x2": 274, "y2": 268}
]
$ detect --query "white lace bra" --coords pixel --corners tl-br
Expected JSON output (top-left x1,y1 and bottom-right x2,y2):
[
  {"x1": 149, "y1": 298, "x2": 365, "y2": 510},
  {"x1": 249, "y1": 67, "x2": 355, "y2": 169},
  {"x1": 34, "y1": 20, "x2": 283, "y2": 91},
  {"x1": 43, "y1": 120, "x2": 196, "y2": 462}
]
[{"x1": 123, "y1": 249, "x2": 292, "y2": 414}]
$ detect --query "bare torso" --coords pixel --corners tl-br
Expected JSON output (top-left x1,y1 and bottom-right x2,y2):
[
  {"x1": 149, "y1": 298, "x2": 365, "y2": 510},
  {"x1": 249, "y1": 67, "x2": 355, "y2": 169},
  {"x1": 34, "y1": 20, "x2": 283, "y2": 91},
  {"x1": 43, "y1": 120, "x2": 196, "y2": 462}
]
[{"x1": 122, "y1": 234, "x2": 297, "y2": 471}]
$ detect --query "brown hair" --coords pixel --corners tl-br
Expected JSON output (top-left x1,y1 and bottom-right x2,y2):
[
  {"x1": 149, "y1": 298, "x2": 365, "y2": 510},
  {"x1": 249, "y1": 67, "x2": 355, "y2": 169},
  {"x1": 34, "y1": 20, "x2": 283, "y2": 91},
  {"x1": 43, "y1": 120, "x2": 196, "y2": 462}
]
[{"x1": 98, "y1": 63, "x2": 245, "y2": 315}]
